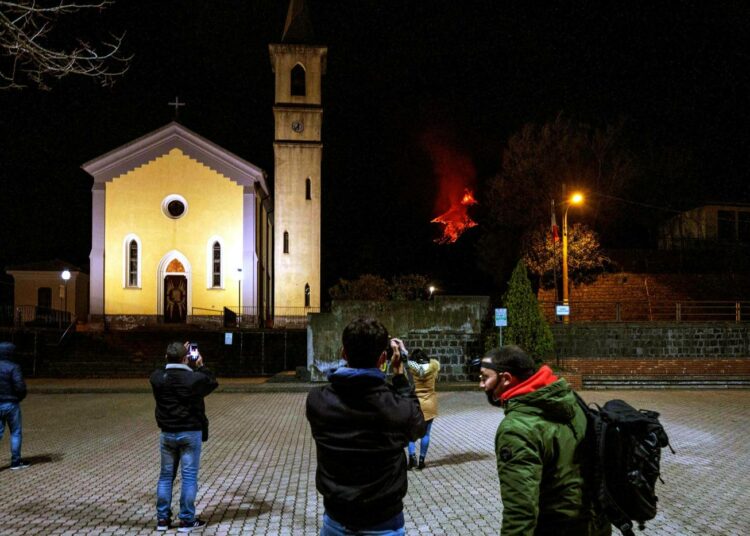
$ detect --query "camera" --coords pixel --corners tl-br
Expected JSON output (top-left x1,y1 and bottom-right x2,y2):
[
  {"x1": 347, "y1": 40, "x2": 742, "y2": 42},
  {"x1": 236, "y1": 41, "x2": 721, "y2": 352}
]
[
  {"x1": 189, "y1": 343, "x2": 199, "y2": 360},
  {"x1": 386, "y1": 339, "x2": 408, "y2": 361}
]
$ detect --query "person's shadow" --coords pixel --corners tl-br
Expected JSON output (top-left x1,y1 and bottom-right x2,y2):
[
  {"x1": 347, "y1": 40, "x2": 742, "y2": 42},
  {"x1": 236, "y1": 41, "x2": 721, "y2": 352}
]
[
  {"x1": 423, "y1": 451, "x2": 493, "y2": 468},
  {"x1": 0, "y1": 453, "x2": 63, "y2": 472}
]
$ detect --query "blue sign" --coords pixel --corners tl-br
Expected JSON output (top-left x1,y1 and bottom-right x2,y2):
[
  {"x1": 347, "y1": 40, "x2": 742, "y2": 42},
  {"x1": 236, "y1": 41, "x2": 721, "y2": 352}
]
[
  {"x1": 495, "y1": 308, "x2": 508, "y2": 327},
  {"x1": 224, "y1": 332, "x2": 233, "y2": 345},
  {"x1": 556, "y1": 305, "x2": 570, "y2": 316}
]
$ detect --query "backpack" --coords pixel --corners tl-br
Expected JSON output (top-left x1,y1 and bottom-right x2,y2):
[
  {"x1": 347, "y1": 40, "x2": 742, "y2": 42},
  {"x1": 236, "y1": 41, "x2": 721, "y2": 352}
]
[{"x1": 575, "y1": 395, "x2": 674, "y2": 536}]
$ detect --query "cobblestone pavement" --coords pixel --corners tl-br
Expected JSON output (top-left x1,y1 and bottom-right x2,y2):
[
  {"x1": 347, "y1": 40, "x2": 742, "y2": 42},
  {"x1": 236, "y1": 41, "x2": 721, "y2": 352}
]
[{"x1": 0, "y1": 389, "x2": 748, "y2": 535}]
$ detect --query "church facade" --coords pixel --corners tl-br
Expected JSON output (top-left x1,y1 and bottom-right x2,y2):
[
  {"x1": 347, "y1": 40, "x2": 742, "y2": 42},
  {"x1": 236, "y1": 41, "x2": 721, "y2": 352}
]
[
  {"x1": 82, "y1": 0, "x2": 324, "y2": 325},
  {"x1": 83, "y1": 124, "x2": 273, "y2": 324}
]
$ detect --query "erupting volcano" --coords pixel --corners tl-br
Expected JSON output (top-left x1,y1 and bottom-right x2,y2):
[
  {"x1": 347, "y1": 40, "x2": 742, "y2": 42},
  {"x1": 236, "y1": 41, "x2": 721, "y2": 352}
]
[
  {"x1": 431, "y1": 188, "x2": 478, "y2": 244},
  {"x1": 422, "y1": 132, "x2": 479, "y2": 244}
]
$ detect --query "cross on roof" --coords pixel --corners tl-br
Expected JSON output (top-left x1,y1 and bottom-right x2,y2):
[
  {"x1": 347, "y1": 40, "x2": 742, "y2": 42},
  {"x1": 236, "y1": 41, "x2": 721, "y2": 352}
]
[{"x1": 167, "y1": 96, "x2": 186, "y2": 119}]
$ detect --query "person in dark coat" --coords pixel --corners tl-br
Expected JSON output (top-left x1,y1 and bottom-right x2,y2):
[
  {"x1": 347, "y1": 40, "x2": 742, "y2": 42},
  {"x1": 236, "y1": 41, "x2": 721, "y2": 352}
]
[
  {"x1": 0, "y1": 342, "x2": 29, "y2": 470},
  {"x1": 150, "y1": 341, "x2": 218, "y2": 532},
  {"x1": 306, "y1": 317, "x2": 426, "y2": 536}
]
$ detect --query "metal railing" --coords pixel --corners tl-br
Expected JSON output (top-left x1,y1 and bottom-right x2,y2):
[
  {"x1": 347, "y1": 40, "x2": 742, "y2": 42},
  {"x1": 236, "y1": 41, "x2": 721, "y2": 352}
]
[
  {"x1": 190, "y1": 306, "x2": 321, "y2": 329},
  {"x1": 12, "y1": 305, "x2": 72, "y2": 328},
  {"x1": 540, "y1": 300, "x2": 750, "y2": 323}
]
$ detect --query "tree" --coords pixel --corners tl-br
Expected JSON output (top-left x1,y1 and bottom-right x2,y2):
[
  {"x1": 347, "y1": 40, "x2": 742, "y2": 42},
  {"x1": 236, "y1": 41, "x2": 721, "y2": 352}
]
[
  {"x1": 0, "y1": 1, "x2": 130, "y2": 89},
  {"x1": 522, "y1": 222, "x2": 611, "y2": 289},
  {"x1": 328, "y1": 274, "x2": 432, "y2": 301},
  {"x1": 477, "y1": 113, "x2": 635, "y2": 287},
  {"x1": 501, "y1": 260, "x2": 554, "y2": 363}
]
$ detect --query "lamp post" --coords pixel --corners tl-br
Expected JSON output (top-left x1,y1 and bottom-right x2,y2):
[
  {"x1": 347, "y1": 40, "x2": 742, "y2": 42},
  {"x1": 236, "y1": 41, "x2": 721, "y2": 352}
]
[
  {"x1": 61, "y1": 269, "x2": 71, "y2": 327},
  {"x1": 428, "y1": 285, "x2": 435, "y2": 300},
  {"x1": 561, "y1": 192, "x2": 584, "y2": 323},
  {"x1": 237, "y1": 268, "x2": 242, "y2": 327}
]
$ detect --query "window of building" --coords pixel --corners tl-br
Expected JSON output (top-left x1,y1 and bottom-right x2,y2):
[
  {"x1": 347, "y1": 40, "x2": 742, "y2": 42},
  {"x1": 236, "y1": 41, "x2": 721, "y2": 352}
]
[
  {"x1": 283, "y1": 231, "x2": 289, "y2": 254},
  {"x1": 128, "y1": 240, "x2": 139, "y2": 286},
  {"x1": 291, "y1": 64, "x2": 306, "y2": 96},
  {"x1": 305, "y1": 283, "x2": 310, "y2": 308},
  {"x1": 739, "y1": 211, "x2": 750, "y2": 243},
  {"x1": 305, "y1": 177, "x2": 311, "y2": 200},
  {"x1": 717, "y1": 210, "x2": 735, "y2": 241},
  {"x1": 161, "y1": 194, "x2": 188, "y2": 219},
  {"x1": 212, "y1": 242, "x2": 221, "y2": 287},
  {"x1": 38, "y1": 287, "x2": 52, "y2": 309}
]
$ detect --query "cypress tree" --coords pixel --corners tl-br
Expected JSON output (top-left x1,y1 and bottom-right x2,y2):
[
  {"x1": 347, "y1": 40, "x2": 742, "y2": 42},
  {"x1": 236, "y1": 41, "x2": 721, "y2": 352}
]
[{"x1": 501, "y1": 260, "x2": 554, "y2": 363}]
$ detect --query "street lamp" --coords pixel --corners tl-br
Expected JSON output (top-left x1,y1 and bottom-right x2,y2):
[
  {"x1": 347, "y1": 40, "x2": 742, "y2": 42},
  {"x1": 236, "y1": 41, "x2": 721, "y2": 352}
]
[
  {"x1": 237, "y1": 268, "x2": 243, "y2": 327},
  {"x1": 561, "y1": 192, "x2": 584, "y2": 322},
  {"x1": 428, "y1": 285, "x2": 436, "y2": 300},
  {"x1": 61, "y1": 269, "x2": 71, "y2": 326}
]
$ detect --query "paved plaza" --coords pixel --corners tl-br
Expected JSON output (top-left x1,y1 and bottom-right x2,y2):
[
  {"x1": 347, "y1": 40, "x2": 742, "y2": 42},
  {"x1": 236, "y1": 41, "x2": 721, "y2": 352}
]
[{"x1": 0, "y1": 388, "x2": 748, "y2": 535}]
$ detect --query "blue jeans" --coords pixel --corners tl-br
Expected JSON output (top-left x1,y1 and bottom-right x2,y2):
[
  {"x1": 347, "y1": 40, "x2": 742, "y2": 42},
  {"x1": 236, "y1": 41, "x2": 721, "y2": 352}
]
[
  {"x1": 408, "y1": 419, "x2": 433, "y2": 459},
  {"x1": 156, "y1": 431, "x2": 202, "y2": 522},
  {"x1": 320, "y1": 513, "x2": 405, "y2": 536},
  {"x1": 0, "y1": 402, "x2": 22, "y2": 465}
]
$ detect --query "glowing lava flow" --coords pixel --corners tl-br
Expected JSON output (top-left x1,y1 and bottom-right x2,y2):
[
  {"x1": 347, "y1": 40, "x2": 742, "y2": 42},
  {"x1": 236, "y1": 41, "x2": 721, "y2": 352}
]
[{"x1": 431, "y1": 188, "x2": 478, "y2": 244}]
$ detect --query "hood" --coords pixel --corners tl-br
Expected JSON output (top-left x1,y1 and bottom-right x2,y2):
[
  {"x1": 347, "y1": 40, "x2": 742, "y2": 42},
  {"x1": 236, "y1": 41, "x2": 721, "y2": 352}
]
[
  {"x1": 503, "y1": 367, "x2": 577, "y2": 423},
  {"x1": 328, "y1": 367, "x2": 386, "y2": 390}
]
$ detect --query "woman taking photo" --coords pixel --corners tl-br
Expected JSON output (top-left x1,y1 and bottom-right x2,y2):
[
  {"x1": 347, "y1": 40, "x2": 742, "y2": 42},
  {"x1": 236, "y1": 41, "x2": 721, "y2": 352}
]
[{"x1": 406, "y1": 349, "x2": 440, "y2": 470}]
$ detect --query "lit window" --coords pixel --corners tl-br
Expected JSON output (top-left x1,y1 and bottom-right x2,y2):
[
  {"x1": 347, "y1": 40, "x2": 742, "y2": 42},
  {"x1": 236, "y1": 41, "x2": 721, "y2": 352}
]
[
  {"x1": 212, "y1": 242, "x2": 221, "y2": 287},
  {"x1": 283, "y1": 231, "x2": 289, "y2": 254},
  {"x1": 291, "y1": 64, "x2": 306, "y2": 96},
  {"x1": 128, "y1": 240, "x2": 138, "y2": 286}
]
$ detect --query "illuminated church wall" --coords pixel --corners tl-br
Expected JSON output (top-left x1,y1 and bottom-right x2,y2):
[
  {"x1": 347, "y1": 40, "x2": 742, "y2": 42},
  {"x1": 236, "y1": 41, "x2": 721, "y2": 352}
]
[{"x1": 104, "y1": 149, "x2": 243, "y2": 315}]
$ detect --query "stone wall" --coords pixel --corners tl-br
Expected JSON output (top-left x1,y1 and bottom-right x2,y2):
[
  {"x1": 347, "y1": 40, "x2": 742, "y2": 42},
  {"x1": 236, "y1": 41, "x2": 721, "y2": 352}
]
[
  {"x1": 307, "y1": 296, "x2": 490, "y2": 381},
  {"x1": 550, "y1": 323, "x2": 750, "y2": 387},
  {"x1": 551, "y1": 323, "x2": 750, "y2": 358}
]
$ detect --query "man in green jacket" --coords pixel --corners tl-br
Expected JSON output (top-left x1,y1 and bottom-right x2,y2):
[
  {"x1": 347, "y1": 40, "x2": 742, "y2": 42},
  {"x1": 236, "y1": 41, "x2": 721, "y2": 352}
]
[{"x1": 478, "y1": 345, "x2": 611, "y2": 536}]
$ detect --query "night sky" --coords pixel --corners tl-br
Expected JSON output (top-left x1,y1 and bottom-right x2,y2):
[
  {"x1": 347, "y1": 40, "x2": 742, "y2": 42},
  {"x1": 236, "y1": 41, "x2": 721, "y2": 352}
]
[{"x1": 1, "y1": 1, "x2": 749, "y2": 300}]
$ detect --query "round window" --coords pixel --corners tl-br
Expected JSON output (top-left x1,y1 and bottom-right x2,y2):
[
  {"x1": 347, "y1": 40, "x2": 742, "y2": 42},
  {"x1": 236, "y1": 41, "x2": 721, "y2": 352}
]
[
  {"x1": 162, "y1": 194, "x2": 188, "y2": 219},
  {"x1": 167, "y1": 200, "x2": 185, "y2": 217}
]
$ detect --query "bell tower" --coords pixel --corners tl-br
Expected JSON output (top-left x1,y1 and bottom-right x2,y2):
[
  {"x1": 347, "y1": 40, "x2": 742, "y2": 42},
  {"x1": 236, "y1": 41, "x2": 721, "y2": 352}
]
[{"x1": 269, "y1": 0, "x2": 327, "y2": 315}]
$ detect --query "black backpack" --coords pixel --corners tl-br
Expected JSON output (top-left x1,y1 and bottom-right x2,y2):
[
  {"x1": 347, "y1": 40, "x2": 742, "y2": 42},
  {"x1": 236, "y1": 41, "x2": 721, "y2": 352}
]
[{"x1": 575, "y1": 395, "x2": 674, "y2": 536}]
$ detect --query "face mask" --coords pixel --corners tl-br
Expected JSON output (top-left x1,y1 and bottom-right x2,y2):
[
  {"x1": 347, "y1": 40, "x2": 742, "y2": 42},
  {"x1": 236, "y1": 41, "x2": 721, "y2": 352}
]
[{"x1": 485, "y1": 389, "x2": 503, "y2": 408}]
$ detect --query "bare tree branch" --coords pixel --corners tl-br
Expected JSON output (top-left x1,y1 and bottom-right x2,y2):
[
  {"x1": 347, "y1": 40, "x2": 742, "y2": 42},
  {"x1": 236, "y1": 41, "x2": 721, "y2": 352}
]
[{"x1": 0, "y1": 1, "x2": 131, "y2": 90}]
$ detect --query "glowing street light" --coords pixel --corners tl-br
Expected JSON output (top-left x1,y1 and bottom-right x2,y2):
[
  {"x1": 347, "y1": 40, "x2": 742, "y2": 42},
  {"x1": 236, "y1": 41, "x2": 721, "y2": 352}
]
[
  {"x1": 61, "y1": 269, "x2": 71, "y2": 326},
  {"x1": 561, "y1": 192, "x2": 584, "y2": 322},
  {"x1": 428, "y1": 285, "x2": 436, "y2": 299}
]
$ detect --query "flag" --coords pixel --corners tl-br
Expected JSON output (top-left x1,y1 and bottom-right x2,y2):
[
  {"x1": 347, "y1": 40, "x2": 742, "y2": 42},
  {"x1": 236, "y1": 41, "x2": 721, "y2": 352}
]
[{"x1": 551, "y1": 211, "x2": 560, "y2": 243}]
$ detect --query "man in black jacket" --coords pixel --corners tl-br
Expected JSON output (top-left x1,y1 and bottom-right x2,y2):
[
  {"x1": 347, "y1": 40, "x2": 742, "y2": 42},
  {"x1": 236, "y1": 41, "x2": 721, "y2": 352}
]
[
  {"x1": 307, "y1": 317, "x2": 426, "y2": 536},
  {"x1": 150, "y1": 342, "x2": 218, "y2": 533},
  {"x1": 0, "y1": 342, "x2": 29, "y2": 470}
]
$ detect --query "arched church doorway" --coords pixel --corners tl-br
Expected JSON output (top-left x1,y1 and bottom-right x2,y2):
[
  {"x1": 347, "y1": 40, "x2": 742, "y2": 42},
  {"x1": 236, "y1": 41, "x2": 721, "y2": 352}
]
[{"x1": 157, "y1": 251, "x2": 192, "y2": 323}]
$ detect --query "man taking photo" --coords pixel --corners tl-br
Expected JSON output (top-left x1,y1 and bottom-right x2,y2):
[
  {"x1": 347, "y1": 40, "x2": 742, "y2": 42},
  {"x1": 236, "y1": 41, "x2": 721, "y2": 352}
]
[
  {"x1": 477, "y1": 345, "x2": 610, "y2": 535},
  {"x1": 307, "y1": 317, "x2": 426, "y2": 536},
  {"x1": 150, "y1": 341, "x2": 218, "y2": 533}
]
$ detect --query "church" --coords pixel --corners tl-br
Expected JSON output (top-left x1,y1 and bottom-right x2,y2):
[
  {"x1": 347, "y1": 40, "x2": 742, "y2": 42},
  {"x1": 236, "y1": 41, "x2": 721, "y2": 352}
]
[{"x1": 82, "y1": 0, "x2": 325, "y2": 325}]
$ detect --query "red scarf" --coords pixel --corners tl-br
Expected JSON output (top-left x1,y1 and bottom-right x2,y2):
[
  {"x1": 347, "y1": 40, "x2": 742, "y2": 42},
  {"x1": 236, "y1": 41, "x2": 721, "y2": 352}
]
[{"x1": 500, "y1": 364, "x2": 558, "y2": 402}]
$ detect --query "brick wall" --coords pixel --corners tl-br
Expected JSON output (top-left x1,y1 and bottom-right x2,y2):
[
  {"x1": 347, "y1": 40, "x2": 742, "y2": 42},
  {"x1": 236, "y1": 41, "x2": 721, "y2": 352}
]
[{"x1": 559, "y1": 357, "x2": 750, "y2": 376}]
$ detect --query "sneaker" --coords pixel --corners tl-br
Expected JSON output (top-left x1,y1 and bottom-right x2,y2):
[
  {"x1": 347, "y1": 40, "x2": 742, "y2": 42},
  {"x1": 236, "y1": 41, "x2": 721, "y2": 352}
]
[
  {"x1": 408, "y1": 455, "x2": 417, "y2": 470},
  {"x1": 156, "y1": 518, "x2": 171, "y2": 531},
  {"x1": 177, "y1": 519, "x2": 206, "y2": 533},
  {"x1": 10, "y1": 461, "x2": 30, "y2": 470}
]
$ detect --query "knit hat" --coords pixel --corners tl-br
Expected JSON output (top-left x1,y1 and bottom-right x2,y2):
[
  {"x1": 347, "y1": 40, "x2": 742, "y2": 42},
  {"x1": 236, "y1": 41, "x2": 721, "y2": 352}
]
[{"x1": 0, "y1": 342, "x2": 16, "y2": 359}]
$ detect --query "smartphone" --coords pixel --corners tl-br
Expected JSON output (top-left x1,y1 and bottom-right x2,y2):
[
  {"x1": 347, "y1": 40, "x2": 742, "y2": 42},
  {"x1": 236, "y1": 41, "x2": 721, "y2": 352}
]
[{"x1": 189, "y1": 343, "x2": 199, "y2": 359}]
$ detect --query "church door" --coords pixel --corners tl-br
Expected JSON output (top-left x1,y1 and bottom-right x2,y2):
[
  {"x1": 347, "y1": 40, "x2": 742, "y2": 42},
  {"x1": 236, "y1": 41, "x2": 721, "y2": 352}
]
[{"x1": 164, "y1": 275, "x2": 187, "y2": 323}]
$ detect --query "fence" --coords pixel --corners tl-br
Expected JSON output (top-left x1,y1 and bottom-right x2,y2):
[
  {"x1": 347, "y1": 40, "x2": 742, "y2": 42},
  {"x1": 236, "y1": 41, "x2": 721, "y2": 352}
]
[
  {"x1": 190, "y1": 306, "x2": 321, "y2": 330},
  {"x1": 6, "y1": 305, "x2": 72, "y2": 328},
  {"x1": 540, "y1": 300, "x2": 750, "y2": 323}
]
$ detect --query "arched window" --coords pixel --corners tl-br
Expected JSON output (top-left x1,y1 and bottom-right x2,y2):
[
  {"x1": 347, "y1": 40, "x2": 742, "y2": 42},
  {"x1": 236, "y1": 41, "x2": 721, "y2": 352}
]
[
  {"x1": 304, "y1": 283, "x2": 310, "y2": 308},
  {"x1": 291, "y1": 64, "x2": 306, "y2": 96},
  {"x1": 305, "y1": 177, "x2": 311, "y2": 200},
  {"x1": 123, "y1": 234, "x2": 142, "y2": 288},
  {"x1": 283, "y1": 231, "x2": 289, "y2": 254},
  {"x1": 128, "y1": 239, "x2": 139, "y2": 287},
  {"x1": 212, "y1": 242, "x2": 221, "y2": 288}
]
